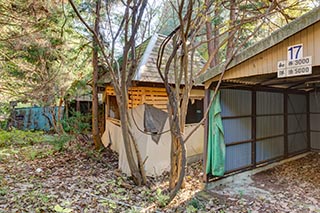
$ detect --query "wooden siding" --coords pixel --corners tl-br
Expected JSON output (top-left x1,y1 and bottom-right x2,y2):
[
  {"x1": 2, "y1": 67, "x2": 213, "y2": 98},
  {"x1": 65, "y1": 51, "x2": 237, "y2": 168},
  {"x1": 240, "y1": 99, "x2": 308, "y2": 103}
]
[
  {"x1": 105, "y1": 86, "x2": 168, "y2": 110},
  {"x1": 105, "y1": 86, "x2": 205, "y2": 111},
  {"x1": 206, "y1": 21, "x2": 320, "y2": 87}
]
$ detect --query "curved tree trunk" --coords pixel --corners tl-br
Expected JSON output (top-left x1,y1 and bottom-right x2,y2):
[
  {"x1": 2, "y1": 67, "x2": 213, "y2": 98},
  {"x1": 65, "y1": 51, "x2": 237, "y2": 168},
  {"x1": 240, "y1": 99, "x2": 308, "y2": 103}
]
[
  {"x1": 57, "y1": 97, "x2": 65, "y2": 134},
  {"x1": 117, "y1": 92, "x2": 144, "y2": 185},
  {"x1": 169, "y1": 136, "x2": 186, "y2": 202},
  {"x1": 167, "y1": 88, "x2": 187, "y2": 200},
  {"x1": 167, "y1": 107, "x2": 187, "y2": 203}
]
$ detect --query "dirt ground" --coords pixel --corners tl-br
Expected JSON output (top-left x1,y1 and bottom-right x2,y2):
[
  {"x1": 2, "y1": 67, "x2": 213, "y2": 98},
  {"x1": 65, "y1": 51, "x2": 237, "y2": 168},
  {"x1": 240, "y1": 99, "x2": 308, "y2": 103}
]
[
  {"x1": 206, "y1": 152, "x2": 320, "y2": 212},
  {"x1": 1, "y1": 136, "x2": 320, "y2": 212}
]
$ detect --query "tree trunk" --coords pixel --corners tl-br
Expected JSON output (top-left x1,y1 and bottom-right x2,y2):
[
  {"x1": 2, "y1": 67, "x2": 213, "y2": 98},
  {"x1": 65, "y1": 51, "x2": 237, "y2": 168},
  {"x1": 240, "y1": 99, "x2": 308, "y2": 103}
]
[
  {"x1": 213, "y1": 5, "x2": 220, "y2": 66},
  {"x1": 92, "y1": 0, "x2": 103, "y2": 150},
  {"x1": 167, "y1": 89, "x2": 186, "y2": 193},
  {"x1": 205, "y1": 0, "x2": 216, "y2": 68},
  {"x1": 57, "y1": 97, "x2": 65, "y2": 134},
  {"x1": 226, "y1": 0, "x2": 236, "y2": 59},
  {"x1": 117, "y1": 91, "x2": 143, "y2": 186},
  {"x1": 47, "y1": 97, "x2": 65, "y2": 135},
  {"x1": 169, "y1": 135, "x2": 181, "y2": 190},
  {"x1": 76, "y1": 98, "x2": 80, "y2": 112},
  {"x1": 128, "y1": 127, "x2": 147, "y2": 185},
  {"x1": 167, "y1": 112, "x2": 186, "y2": 203}
]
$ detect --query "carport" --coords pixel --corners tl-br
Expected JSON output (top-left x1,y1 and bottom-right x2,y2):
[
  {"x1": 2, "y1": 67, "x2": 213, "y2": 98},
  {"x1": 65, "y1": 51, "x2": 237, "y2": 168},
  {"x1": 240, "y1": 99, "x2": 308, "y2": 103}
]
[{"x1": 199, "y1": 7, "x2": 320, "y2": 181}]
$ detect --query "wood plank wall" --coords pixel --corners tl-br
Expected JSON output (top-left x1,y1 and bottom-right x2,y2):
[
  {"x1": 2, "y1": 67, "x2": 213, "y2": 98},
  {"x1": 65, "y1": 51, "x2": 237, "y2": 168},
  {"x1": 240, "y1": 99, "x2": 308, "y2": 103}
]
[
  {"x1": 105, "y1": 86, "x2": 168, "y2": 110},
  {"x1": 209, "y1": 21, "x2": 320, "y2": 82}
]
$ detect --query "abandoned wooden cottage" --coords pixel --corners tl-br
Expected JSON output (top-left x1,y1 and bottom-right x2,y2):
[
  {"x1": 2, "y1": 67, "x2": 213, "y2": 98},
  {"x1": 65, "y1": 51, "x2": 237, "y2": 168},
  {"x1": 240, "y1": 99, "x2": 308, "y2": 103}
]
[
  {"x1": 198, "y1": 6, "x2": 320, "y2": 181},
  {"x1": 99, "y1": 34, "x2": 206, "y2": 176}
]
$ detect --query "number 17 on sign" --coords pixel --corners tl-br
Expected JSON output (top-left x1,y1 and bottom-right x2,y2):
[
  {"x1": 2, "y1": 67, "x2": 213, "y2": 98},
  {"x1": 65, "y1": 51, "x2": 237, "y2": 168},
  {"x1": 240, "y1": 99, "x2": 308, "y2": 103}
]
[{"x1": 288, "y1": 44, "x2": 303, "y2": 60}]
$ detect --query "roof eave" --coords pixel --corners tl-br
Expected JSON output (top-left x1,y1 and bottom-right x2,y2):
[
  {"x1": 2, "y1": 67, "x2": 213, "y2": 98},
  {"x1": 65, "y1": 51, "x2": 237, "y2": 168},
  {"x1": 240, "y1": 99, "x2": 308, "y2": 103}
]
[{"x1": 197, "y1": 6, "x2": 320, "y2": 84}]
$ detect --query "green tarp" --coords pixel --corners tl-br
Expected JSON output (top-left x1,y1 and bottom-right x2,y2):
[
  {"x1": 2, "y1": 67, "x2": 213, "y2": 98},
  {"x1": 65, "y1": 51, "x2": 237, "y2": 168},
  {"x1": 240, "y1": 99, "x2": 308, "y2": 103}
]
[{"x1": 206, "y1": 91, "x2": 225, "y2": 176}]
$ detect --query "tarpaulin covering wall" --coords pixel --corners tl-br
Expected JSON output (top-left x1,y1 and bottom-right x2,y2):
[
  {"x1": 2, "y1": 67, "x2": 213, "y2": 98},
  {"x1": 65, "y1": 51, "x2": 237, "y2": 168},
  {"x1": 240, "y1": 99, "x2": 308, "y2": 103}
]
[
  {"x1": 206, "y1": 91, "x2": 225, "y2": 176},
  {"x1": 101, "y1": 104, "x2": 204, "y2": 176}
]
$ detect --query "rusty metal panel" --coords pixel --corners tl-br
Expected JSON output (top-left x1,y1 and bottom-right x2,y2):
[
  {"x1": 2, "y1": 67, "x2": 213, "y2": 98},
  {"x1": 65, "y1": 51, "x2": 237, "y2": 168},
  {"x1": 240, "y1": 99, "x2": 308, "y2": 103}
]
[
  {"x1": 257, "y1": 91, "x2": 283, "y2": 115},
  {"x1": 256, "y1": 115, "x2": 284, "y2": 138},
  {"x1": 225, "y1": 143, "x2": 251, "y2": 172},
  {"x1": 256, "y1": 137, "x2": 284, "y2": 162},
  {"x1": 221, "y1": 89, "x2": 252, "y2": 117},
  {"x1": 288, "y1": 94, "x2": 307, "y2": 113},
  {"x1": 288, "y1": 132, "x2": 308, "y2": 153},
  {"x1": 223, "y1": 118, "x2": 251, "y2": 144}
]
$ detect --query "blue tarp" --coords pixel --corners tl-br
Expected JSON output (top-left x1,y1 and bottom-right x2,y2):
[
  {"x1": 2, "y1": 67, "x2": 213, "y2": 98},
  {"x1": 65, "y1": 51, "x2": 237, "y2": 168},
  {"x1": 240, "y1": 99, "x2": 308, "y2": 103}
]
[{"x1": 12, "y1": 106, "x2": 64, "y2": 131}]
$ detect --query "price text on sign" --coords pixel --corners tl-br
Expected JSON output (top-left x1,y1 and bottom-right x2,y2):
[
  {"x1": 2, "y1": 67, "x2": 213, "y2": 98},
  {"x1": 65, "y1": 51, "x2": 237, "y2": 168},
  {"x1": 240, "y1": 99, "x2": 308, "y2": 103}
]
[
  {"x1": 287, "y1": 56, "x2": 312, "y2": 68},
  {"x1": 287, "y1": 44, "x2": 303, "y2": 60},
  {"x1": 277, "y1": 44, "x2": 313, "y2": 78},
  {"x1": 286, "y1": 66, "x2": 312, "y2": 77}
]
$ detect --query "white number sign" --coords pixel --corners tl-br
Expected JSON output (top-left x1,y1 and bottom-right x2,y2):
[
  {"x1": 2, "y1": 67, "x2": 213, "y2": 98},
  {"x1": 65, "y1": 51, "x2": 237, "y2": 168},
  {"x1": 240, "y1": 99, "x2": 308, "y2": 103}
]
[
  {"x1": 287, "y1": 44, "x2": 303, "y2": 60},
  {"x1": 277, "y1": 44, "x2": 312, "y2": 78}
]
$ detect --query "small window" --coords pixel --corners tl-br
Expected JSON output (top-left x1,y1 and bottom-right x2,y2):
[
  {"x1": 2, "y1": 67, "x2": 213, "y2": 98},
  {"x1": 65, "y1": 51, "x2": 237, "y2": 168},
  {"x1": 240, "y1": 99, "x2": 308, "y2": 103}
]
[
  {"x1": 108, "y1": 96, "x2": 120, "y2": 120},
  {"x1": 186, "y1": 99, "x2": 203, "y2": 124}
]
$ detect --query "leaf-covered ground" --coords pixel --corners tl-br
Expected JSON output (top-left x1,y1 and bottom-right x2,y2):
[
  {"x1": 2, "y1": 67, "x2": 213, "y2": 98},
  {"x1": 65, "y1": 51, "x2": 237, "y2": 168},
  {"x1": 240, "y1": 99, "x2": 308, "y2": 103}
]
[
  {"x1": 0, "y1": 135, "x2": 205, "y2": 212},
  {"x1": 1, "y1": 134, "x2": 320, "y2": 212},
  {"x1": 206, "y1": 152, "x2": 320, "y2": 212}
]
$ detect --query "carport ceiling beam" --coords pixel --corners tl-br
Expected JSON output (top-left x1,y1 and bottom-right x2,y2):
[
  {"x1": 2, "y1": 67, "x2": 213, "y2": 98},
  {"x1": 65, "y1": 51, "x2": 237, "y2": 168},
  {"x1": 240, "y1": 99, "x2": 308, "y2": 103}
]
[
  {"x1": 261, "y1": 74, "x2": 320, "y2": 87},
  {"x1": 288, "y1": 82, "x2": 311, "y2": 89},
  {"x1": 256, "y1": 76, "x2": 278, "y2": 86}
]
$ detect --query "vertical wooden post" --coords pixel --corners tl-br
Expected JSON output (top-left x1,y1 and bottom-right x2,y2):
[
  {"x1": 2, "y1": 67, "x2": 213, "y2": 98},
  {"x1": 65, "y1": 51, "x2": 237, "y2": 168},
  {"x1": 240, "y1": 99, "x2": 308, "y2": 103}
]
[
  {"x1": 202, "y1": 88, "x2": 210, "y2": 182},
  {"x1": 251, "y1": 89, "x2": 256, "y2": 167},
  {"x1": 106, "y1": 94, "x2": 110, "y2": 118},
  {"x1": 284, "y1": 91, "x2": 288, "y2": 157},
  {"x1": 101, "y1": 97, "x2": 106, "y2": 134},
  {"x1": 65, "y1": 99, "x2": 69, "y2": 119},
  {"x1": 141, "y1": 89, "x2": 146, "y2": 104},
  {"x1": 76, "y1": 97, "x2": 80, "y2": 112},
  {"x1": 306, "y1": 93, "x2": 311, "y2": 150}
]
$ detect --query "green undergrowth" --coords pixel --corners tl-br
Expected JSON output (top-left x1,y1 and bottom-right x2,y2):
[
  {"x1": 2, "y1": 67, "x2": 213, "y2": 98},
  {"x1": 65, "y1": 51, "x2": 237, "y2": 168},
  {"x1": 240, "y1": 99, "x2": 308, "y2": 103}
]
[
  {"x1": 0, "y1": 129, "x2": 74, "y2": 161},
  {"x1": 0, "y1": 129, "x2": 44, "y2": 147}
]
